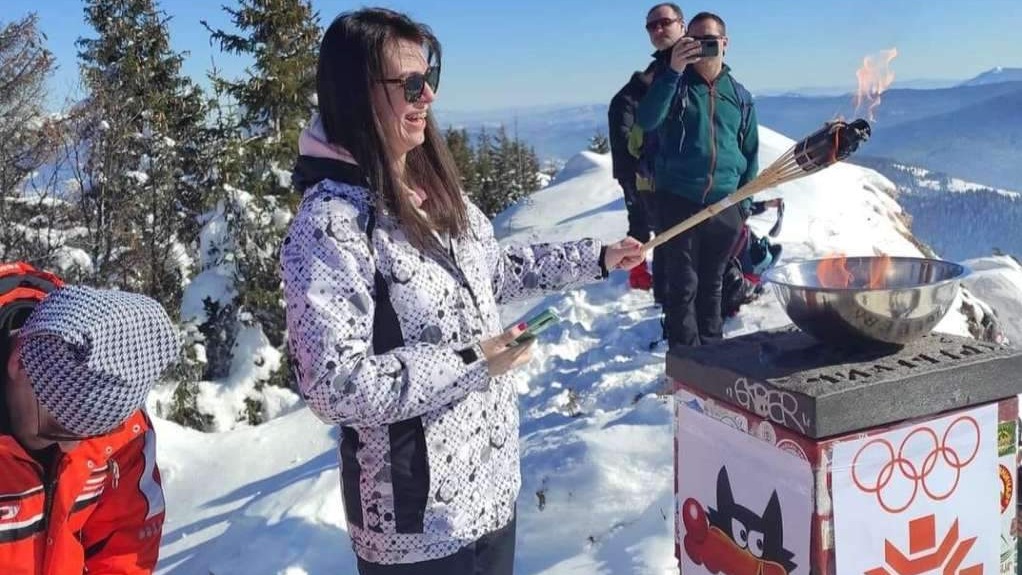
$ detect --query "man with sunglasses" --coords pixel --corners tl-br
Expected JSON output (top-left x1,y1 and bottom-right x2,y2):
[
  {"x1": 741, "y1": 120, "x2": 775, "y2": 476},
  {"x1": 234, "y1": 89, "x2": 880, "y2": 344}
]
[
  {"x1": 635, "y1": 11, "x2": 760, "y2": 349},
  {"x1": 1, "y1": 283, "x2": 178, "y2": 574},
  {"x1": 608, "y1": 3, "x2": 684, "y2": 297}
]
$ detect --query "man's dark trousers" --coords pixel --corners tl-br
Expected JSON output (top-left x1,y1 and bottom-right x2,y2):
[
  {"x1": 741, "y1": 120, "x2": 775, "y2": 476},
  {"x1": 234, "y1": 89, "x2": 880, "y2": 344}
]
[
  {"x1": 655, "y1": 191, "x2": 743, "y2": 347},
  {"x1": 620, "y1": 178, "x2": 667, "y2": 302},
  {"x1": 620, "y1": 178, "x2": 652, "y2": 243}
]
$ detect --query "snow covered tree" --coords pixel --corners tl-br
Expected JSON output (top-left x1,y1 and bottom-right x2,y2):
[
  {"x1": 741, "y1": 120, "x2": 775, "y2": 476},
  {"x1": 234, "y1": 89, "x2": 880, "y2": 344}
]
[
  {"x1": 506, "y1": 136, "x2": 541, "y2": 201},
  {"x1": 203, "y1": 0, "x2": 319, "y2": 333},
  {"x1": 173, "y1": 177, "x2": 292, "y2": 429},
  {"x1": 0, "y1": 14, "x2": 66, "y2": 265},
  {"x1": 189, "y1": 0, "x2": 320, "y2": 416},
  {"x1": 74, "y1": 0, "x2": 207, "y2": 311},
  {"x1": 469, "y1": 128, "x2": 500, "y2": 216},
  {"x1": 467, "y1": 127, "x2": 541, "y2": 217},
  {"x1": 444, "y1": 127, "x2": 475, "y2": 193},
  {"x1": 203, "y1": 0, "x2": 319, "y2": 198},
  {"x1": 168, "y1": 63, "x2": 300, "y2": 429},
  {"x1": 0, "y1": 15, "x2": 54, "y2": 197}
]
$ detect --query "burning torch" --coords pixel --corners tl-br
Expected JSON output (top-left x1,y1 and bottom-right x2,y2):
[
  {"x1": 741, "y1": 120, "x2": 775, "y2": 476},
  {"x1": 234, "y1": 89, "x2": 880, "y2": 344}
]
[{"x1": 642, "y1": 119, "x2": 872, "y2": 253}]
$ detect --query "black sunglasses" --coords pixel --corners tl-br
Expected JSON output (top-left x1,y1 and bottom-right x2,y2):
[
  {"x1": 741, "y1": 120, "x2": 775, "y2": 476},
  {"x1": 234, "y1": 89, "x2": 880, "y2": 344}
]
[
  {"x1": 380, "y1": 65, "x2": 441, "y2": 103},
  {"x1": 645, "y1": 17, "x2": 682, "y2": 32}
]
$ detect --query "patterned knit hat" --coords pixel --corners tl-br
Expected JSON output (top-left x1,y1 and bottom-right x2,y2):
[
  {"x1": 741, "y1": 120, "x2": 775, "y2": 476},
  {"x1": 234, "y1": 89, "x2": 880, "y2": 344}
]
[{"x1": 18, "y1": 286, "x2": 179, "y2": 436}]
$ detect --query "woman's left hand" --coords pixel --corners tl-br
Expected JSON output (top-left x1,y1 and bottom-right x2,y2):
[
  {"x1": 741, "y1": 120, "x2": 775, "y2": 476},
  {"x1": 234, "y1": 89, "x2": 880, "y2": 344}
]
[{"x1": 603, "y1": 237, "x2": 645, "y2": 271}]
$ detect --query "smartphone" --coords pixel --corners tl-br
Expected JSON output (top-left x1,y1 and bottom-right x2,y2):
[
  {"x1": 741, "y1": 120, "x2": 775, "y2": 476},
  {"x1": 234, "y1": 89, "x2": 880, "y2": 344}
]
[
  {"x1": 510, "y1": 308, "x2": 561, "y2": 345},
  {"x1": 699, "y1": 39, "x2": 720, "y2": 58}
]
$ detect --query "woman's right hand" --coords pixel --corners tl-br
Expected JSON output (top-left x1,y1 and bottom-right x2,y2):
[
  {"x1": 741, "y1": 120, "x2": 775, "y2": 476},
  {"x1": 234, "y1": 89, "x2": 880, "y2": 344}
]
[{"x1": 480, "y1": 324, "x2": 535, "y2": 377}]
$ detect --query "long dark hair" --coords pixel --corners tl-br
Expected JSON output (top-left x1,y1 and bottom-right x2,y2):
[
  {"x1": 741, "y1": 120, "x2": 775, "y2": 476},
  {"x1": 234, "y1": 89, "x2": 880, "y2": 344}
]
[{"x1": 317, "y1": 8, "x2": 468, "y2": 251}]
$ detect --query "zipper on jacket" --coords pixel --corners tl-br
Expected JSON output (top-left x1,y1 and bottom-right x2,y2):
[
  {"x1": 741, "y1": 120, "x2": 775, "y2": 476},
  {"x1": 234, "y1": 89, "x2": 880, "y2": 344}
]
[
  {"x1": 39, "y1": 452, "x2": 64, "y2": 572},
  {"x1": 445, "y1": 236, "x2": 488, "y2": 337},
  {"x1": 700, "y1": 82, "x2": 719, "y2": 204},
  {"x1": 40, "y1": 454, "x2": 62, "y2": 533}
]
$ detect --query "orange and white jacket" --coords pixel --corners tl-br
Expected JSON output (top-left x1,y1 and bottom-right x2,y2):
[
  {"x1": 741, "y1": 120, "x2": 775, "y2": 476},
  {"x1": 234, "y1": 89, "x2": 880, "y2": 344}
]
[{"x1": 0, "y1": 410, "x2": 165, "y2": 575}]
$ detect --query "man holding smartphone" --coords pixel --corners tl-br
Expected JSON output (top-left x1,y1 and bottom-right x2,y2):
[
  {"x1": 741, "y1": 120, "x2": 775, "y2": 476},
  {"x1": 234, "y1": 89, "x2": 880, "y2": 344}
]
[
  {"x1": 634, "y1": 12, "x2": 760, "y2": 349},
  {"x1": 608, "y1": 3, "x2": 684, "y2": 297}
]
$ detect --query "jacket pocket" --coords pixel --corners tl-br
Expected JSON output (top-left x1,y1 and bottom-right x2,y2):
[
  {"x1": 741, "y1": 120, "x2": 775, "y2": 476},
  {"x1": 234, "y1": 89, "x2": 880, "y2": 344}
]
[
  {"x1": 339, "y1": 426, "x2": 364, "y2": 528},
  {"x1": 388, "y1": 417, "x2": 429, "y2": 533}
]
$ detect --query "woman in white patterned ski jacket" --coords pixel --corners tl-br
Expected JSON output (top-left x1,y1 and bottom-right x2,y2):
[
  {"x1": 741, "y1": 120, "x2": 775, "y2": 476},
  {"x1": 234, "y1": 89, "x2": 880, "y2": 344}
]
[{"x1": 281, "y1": 8, "x2": 644, "y2": 574}]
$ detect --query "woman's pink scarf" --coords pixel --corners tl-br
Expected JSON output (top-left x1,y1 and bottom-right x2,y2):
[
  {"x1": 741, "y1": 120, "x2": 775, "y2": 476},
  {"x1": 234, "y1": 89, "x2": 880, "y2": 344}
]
[{"x1": 299, "y1": 115, "x2": 426, "y2": 207}]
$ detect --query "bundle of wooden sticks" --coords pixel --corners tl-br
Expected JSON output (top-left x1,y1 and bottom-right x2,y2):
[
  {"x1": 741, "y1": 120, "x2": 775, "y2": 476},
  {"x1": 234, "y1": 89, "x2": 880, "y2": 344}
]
[{"x1": 643, "y1": 119, "x2": 872, "y2": 252}]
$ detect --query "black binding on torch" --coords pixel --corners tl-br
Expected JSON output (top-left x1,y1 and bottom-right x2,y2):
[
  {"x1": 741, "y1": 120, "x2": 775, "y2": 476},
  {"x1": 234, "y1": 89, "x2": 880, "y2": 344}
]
[{"x1": 794, "y1": 119, "x2": 872, "y2": 173}]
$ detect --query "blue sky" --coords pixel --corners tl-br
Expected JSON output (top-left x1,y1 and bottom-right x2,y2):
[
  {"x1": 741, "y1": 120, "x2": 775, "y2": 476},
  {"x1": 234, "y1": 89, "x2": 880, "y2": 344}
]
[{"x1": 9, "y1": 0, "x2": 1022, "y2": 111}]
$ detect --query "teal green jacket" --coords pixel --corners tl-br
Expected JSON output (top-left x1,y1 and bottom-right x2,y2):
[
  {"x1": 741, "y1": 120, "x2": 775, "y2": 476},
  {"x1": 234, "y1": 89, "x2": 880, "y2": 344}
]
[{"x1": 635, "y1": 64, "x2": 759, "y2": 204}]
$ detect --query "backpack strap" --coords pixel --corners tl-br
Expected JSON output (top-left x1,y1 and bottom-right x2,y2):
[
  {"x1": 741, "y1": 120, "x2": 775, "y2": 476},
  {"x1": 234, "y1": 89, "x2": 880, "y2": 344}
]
[
  {"x1": 668, "y1": 76, "x2": 690, "y2": 122},
  {"x1": 729, "y1": 73, "x2": 754, "y2": 150},
  {"x1": 668, "y1": 76, "x2": 689, "y2": 152}
]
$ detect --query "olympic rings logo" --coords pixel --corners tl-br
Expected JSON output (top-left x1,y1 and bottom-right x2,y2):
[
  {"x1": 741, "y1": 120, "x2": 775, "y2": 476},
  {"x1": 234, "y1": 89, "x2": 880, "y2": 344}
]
[{"x1": 851, "y1": 416, "x2": 980, "y2": 513}]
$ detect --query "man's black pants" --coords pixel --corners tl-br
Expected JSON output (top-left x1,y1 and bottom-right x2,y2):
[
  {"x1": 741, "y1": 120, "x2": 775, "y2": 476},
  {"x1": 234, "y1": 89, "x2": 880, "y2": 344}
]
[
  {"x1": 654, "y1": 191, "x2": 743, "y2": 347},
  {"x1": 620, "y1": 179, "x2": 667, "y2": 302},
  {"x1": 620, "y1": 179, "x2": 653, "y2": 243}
]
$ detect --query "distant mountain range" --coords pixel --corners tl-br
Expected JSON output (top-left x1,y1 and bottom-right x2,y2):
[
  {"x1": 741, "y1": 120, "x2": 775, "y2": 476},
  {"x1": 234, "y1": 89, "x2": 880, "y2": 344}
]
[
  {"x1": 859, "y1": 88, "x2": 1022, "y2": 192},
  {"x1": 754, "y1": 81, "x2": 1022, "y2": 141},
  {"x1": 851, "y1": 156, "x2": 1022, "y2": 261},
  {"x1": 959, "y1": 67, "x2": 1022, "y2": 86},
  {"x1": 754, "y1": 78, "x2": 961, "y2": 97},
  {"x1": 436, "y1": 68, "x2": 1022, "y2": 191}
]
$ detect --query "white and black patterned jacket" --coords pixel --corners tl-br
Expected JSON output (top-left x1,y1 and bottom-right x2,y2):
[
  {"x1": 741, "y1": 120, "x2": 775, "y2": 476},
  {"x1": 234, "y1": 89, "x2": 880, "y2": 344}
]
[{"x1": 281, "y1": 158, "x2": 607, "y2": 564}]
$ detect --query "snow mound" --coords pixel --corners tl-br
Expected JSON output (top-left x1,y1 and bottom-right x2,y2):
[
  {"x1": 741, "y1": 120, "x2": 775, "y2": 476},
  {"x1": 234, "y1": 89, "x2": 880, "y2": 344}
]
[
  {"x1": 961, "y1": 256, "x2": 1022, "y2": 346},
  {"x1": 550, "y1": 150, "x2": 611, "y2": 184}
]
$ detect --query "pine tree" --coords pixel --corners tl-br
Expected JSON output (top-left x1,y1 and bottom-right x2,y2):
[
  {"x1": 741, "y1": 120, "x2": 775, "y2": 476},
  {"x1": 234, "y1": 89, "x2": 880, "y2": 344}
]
[
  {"x1": 492, "y1": 127, "x2": 517, "y2": 201},
  {"x1": 200, "y1": 0, "x2": 320, "y2": 404},
  {"x1": 172, "y1": 79, "x2": 300, "y2": 429},
  {"x1": 471, "y1": 128, "x2": 501, "y2": 216},
  {"x1": 0, "y1": 14, "x2": 63, "y2": 265},
  {"x1": 75, "y1": 0, "x2": 207, "y2": 311},
  {"x1": 444, "y1": 127, "x2": 475, "y2": 193},
  {"x1": 203, "y1": 0, "x2": 320, "y2": 198},
  {"x1": 510, "y1": 140, "x2": 541, "y2": 198},
  {"x1": 179, "y1": 73, "x2": 241, "y2": 380},
  {"x1": 461, "y1": 126, "x2": 542, "y2": 218}
]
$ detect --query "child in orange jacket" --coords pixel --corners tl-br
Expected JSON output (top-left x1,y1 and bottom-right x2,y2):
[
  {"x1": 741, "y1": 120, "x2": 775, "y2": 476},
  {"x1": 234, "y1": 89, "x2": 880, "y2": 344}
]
[{"x1": 0, "y1": 281, "x2": 179, "y2": 574}]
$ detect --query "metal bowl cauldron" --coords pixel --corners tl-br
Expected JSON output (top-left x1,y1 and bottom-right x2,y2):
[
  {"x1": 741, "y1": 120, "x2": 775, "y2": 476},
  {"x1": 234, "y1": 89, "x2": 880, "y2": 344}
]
[{"x1": 761, "y1": 256, "x2": 969, "y2": 346}]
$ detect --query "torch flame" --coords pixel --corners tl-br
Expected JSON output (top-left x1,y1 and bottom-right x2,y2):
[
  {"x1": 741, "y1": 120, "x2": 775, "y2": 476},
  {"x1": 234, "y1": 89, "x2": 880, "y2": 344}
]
[
  {"x1": 853, "y1": 48, "x2": 898, "y2": 122},
  {"x1": 817, "y1": 253, "x2": 893, "y2": 289}
]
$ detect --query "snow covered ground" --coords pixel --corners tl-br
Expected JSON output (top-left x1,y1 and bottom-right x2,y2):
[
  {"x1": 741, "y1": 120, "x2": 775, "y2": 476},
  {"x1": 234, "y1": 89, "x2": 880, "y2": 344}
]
[
  {"x1": 152, "y1": 127, "x2": 1005, "y2": 574},
  {"x1": 962, "y1": 255, "x2": 1022, "y2": 346}
]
